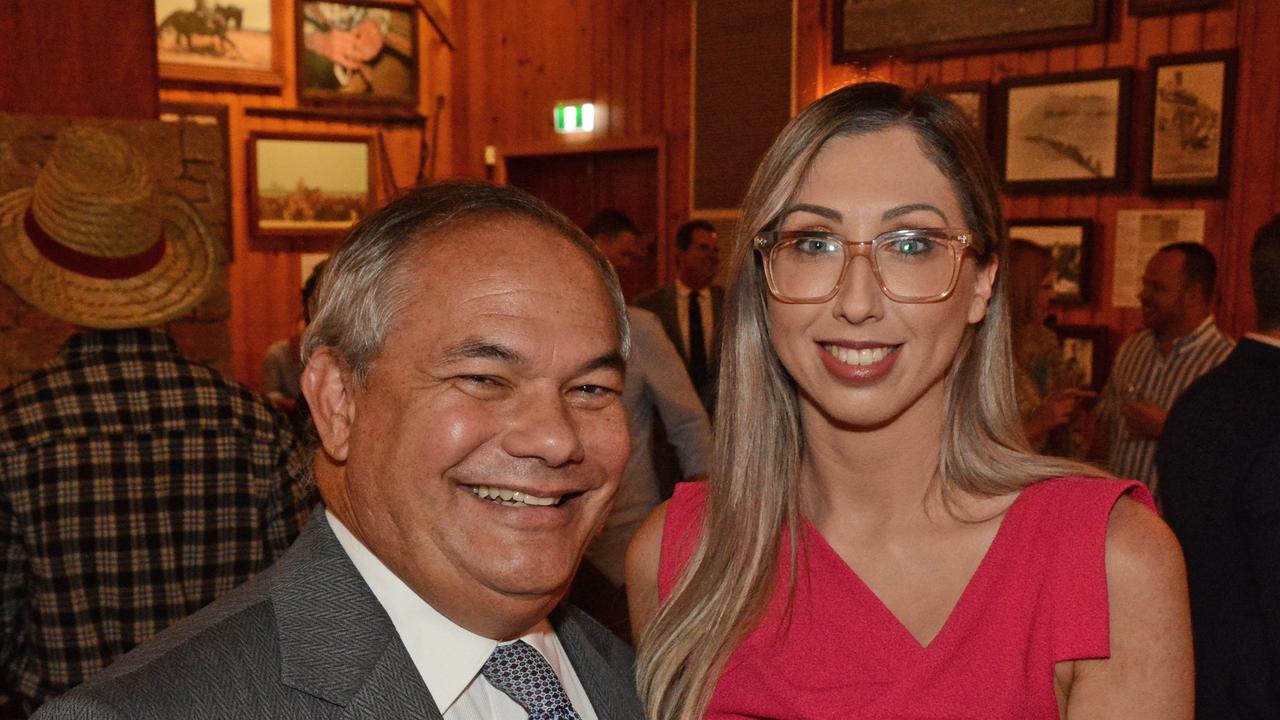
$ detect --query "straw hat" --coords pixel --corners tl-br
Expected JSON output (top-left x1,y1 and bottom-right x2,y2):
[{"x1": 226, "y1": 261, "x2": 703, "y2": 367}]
[{"x1": 0, "y1": 125, "x2": 218, "y2": 329}]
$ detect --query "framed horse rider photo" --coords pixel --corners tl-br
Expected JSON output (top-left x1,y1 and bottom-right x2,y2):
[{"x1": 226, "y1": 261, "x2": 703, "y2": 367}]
[{"x1": 155, "y1": 0, "x2": 286, "y2": 87}]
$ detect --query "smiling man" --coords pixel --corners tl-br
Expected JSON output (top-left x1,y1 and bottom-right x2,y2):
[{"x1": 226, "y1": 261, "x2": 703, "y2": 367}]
[
  {"x1": 34, "y1": 181, "x2": 645, "y2": 720},
  {"x1": 1094, "y1": 242, "x2": 1234, "y2": 493}
]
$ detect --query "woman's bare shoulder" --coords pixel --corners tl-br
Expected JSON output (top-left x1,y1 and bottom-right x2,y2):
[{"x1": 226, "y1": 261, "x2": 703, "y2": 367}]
[{"x1": 625, "y1": 501, "x2": 669, "y2": 639}]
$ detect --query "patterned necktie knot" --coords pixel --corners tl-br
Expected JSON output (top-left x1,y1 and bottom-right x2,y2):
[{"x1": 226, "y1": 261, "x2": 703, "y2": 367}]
[{"x1": 481, "y1": 640, "x2": 583, "y2": 720}]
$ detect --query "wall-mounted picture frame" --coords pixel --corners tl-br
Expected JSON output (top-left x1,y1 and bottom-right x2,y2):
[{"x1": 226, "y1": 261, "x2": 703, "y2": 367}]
[
  {"x1": 833, "y1": 0, "x2": 1106, "y2": 63},
  {"x1": 159, "y1": 102, "x2": 234, "y2": 259},
  {"x1": 1053, "y1": 324, "x2": 1110, "y2": 391},
  {"x1": 1129, "y1": 0, "x2": 1222, "y2": 16},
  {"x1": 155, "y1": 0, "x2": 285, "y2": 87},
  {"x1": 926, "y1": 82, "x2": 990, "y2": 144},
  {"x1": 1146, "y1": 50, "x2": 1237, "y2": 196},
  {"x1": 1008, "y1": 218, "x2": 1094, "y2": 304},
  {"x1": 297, "y1": 0, "x2": 419, "y2": 107},
  {"x1": 247, "y1": 132, "x2": 374, "y2": 239},
  {"x1": 996, "y1": 69, "x2": 1133, "y2": 194},
  {"x1": 1112, "y1": 208, "x2": 1205, "y2": 308}
]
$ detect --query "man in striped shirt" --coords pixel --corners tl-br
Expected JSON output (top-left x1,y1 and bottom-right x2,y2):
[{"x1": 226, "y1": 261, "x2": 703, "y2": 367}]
[{"x1": 1096, "y1": 242, "x2": 1234, "y2": 493}]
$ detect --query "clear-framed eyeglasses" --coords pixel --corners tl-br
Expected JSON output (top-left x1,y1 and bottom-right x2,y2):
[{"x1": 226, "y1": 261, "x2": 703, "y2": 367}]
[{"x1": 754, "y1": 228, "x2": 977, "y2": 304}]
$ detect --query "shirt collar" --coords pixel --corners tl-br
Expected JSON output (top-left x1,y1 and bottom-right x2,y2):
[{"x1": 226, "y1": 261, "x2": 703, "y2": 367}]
[
  {"x1": 326, "y1": 510, "x2": 558, "y2": 714},
  {"x1": 1169, "y1": 314, "x2": 1220, "y2": 353},
  {"x1": 61, "y1": 328, "x2": 179, "y2": 360},
  {"x1": 675, "y1": 278, "x2": 704, "y2": 300}
]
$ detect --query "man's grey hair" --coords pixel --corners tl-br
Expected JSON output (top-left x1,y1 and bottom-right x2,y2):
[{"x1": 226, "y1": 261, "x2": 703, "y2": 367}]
[{"x1": 301, "y1": 180, "x2": 631, "y2": 383}]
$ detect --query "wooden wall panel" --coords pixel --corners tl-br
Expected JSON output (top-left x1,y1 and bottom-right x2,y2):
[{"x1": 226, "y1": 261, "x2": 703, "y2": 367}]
[
  {"x1": 451, "y1": 0, "x2": 692, "y2": 281},
  {"x1": 692, "y1": 0, "x2": 793, "y2": 212},
  {"x1": 162, "y1": 0, "x2": 456, "y2": 388},
  {"x1": 0, "y1": 0, "x2": 158, "y2": 119},
  {"x1": 796, "y1": 0, "x2": 1280, "y2": 344}
]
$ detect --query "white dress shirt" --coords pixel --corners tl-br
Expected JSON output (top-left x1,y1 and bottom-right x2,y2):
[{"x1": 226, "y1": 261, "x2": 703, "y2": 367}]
[
  {"x1": 328, "y1": 511, "x2": 599, "y2": 720},
  {"x1": 585, "y1": 308, "x2": 711, "y2": 585},
  {"x1": 675, "y1": 278, "x2": 715, "y2": 361}
]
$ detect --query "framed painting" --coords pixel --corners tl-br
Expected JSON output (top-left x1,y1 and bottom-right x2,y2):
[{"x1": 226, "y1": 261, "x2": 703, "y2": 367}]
[
  {"x1": 159, "y1": 102, "x2": 234, "y2": 259},
  {"x1": 1129, "y1": 0, "x2": 1222, "y2": 16},
  {"x1": 1053, "y1": 324, "x2": 1110, "y2": 391},
  {"x1": 833, "y1": 0, "x2": 1107, "y2": 63},
  {"x1": 155, "y1": 0, "x2": 285, "y2": 87},
  {"x1": 247, "y1": 132, "x2": 374, "y2": 239},
  {"x1": 1146, "y1": 50, "x2": 1237, "y2": 196},
  {"x1": 1111, "y1": 208, "x2": 1205, "y2": 308},
  {"x1": 297, "y1": 0, "x2": 419, "y2": 107},
  {"x1": 926, "y1": 82, "x2": 990, "y2": 143},
  {"x1": 1008, "y1": 219, "x2": 1094, "y2": 304},
  {"x1": 996, "y1": 69, "x2": 1133, "y2": 193}
]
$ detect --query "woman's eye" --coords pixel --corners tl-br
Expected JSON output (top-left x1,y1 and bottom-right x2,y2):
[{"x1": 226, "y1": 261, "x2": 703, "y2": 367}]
[
  {"x1": 792, "y1": 237, "x2": 840, "y2": 255},
  {"x1": 885, "y1": 236, "x2": 935, "y2": 256}
]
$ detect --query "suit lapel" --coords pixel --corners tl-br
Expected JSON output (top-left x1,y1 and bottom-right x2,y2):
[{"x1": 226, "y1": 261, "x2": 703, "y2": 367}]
[
  {"x1": 656, "y1": 286, "x2": 687, "y2": 359},
  {"x1": 553, "y1": 608, "x2": 645, "y2": 720},
  {"x1": 271, "y1": 511, "x2": 442, "y2": 719}
]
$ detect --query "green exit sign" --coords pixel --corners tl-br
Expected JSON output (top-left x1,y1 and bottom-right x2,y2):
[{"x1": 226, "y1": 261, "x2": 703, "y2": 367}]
[{"x1": 554, "y1": 102, "x2": 595, "y2": 133}]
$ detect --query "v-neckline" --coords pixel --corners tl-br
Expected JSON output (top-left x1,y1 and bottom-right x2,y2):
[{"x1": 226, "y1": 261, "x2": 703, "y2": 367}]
[{"x1": 802, "y1": 487, "x2": 1028, "y2": 652}]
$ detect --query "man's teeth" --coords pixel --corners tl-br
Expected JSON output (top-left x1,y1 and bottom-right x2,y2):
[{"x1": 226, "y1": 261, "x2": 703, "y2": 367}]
[
  {"x1": 824, "y1": 344, "x2": 893, "y2": 366},
  {"x1": 469, "y1": 486, "x2": 561, "y2": 507}
]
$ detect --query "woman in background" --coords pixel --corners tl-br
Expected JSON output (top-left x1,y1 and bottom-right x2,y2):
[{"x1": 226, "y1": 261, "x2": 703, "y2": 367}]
[
  {"x1": 1006, "y1": 239, "x2": 1094, "y2": 457},
  {"x1": 626, "y1": 82, "x2": 1190, "y2": 719}
]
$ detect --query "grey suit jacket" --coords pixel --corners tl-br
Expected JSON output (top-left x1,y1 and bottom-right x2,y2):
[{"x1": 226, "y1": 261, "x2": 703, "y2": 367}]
[
  {"x1": 33, "y1": 510, "x2": 645, "y2": 720},
  {"x1": 633, "y1": 284, "x2": 724, "y2": 413}
]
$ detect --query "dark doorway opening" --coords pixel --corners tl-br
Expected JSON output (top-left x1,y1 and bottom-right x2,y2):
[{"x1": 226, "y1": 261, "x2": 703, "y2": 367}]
[{"x1": 505, "y1": 147, "x2": 660, "y2": 301}]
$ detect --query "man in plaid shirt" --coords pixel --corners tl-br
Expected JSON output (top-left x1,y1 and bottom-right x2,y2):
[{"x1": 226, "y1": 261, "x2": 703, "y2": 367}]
[{"x1": 0, "y1": 126, "x2": 314, "y2": 714}]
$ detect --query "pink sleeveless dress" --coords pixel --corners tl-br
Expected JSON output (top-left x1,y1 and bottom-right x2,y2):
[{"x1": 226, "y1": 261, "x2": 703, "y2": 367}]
[{"x1": 658, "y1": 477, "x2": 1155, "y2": 719}]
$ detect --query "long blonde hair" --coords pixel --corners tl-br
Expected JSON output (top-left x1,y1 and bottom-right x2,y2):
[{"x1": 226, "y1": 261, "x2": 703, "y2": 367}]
[{"x1": 635, "y1": 82, "x2": 1103, "y2": 720}]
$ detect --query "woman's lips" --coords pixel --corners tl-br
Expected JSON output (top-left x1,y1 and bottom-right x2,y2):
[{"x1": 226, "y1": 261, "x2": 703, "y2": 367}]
[{"x1": 817, "y1": 342, "x2": 901, "y2": 384}]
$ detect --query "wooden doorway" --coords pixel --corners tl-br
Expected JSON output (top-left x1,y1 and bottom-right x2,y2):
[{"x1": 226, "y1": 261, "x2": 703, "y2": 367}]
[{"x1": 503, "y1": 143, "x2": 662, "y2": 301}]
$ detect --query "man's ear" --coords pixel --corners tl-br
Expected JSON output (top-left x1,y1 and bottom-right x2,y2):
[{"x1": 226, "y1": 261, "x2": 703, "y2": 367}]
[
  {"x1": 301, "y1": 348, "x2": 356, "y2": 463},
  {"x1": 968, "y1": 255, "x2": 1000, "y2": 324}
]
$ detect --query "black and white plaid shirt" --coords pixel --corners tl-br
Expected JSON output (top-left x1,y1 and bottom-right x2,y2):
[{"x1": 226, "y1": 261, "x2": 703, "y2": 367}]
[{"x1": 0, "y1": 329, "x2": 315, "y2": 707}]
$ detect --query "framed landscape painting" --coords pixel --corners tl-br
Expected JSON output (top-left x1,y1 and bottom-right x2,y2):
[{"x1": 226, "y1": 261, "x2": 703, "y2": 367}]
[
  {"x1": 1146, "y1": 50, "x2": 1237, "y2": 196},
  {"x1": 248, "y1": 132, "x2": 374, "y2": 239},
  {"x1": 997, "y1": 69, "x2": 1132, "y2": 193},
  {"x1": 834, "y1": 0, "x2": 1106, "y2": 63},
  {"x1": 297, "y1": 0, "x2": 419, "y2": 107},
  {"x1": 1007, "y1": 219, "x2": 1094, "y2": 305},
  {"x1": 155, "y1": 0, "x2": 285, "y2": 87}
]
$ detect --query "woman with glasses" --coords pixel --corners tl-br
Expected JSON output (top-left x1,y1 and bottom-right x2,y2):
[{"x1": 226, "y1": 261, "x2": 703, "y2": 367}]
[{"x1": 625, "y1": 82, "x2": 1191, "y2": 719}]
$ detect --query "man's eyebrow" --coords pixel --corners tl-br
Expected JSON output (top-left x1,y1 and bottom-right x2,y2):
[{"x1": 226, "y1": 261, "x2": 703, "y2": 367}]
[
  {"x1": 439, "y1": 338, "x2": 524, "y2": 366},
  {"x1": 882, "y1": 203, "x2": 949, "y2": 225},
  {"x1": 436, "y1": 341, "x2": 626, "y2": 375},
  {"x1": 582, "y1": 352, "x2": 627, "y2": 375}
]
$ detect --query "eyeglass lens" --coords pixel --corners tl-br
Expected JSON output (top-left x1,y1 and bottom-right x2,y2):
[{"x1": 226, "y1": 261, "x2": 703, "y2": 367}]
[{"x1": 769, "y1": 232, "x2": 957, "y2": 301}]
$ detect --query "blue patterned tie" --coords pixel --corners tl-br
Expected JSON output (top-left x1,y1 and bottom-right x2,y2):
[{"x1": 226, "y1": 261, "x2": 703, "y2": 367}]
[{"x1": 481, "y1": 640, "x2": 583, "y2": 720}]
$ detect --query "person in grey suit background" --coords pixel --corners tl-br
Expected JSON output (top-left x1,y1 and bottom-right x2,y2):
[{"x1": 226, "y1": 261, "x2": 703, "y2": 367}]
[
  {"x1": 571, "y1": 213, "x2": 712, "y2": 643},
  {"x1": 634, "y1": 220, "x2": 724, "y2": 416},
  {"x1": 35, "y1": 181, "x2": 646, "y2": 720}
]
